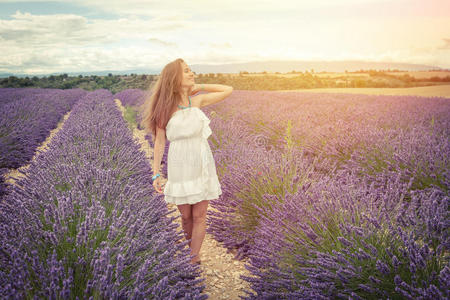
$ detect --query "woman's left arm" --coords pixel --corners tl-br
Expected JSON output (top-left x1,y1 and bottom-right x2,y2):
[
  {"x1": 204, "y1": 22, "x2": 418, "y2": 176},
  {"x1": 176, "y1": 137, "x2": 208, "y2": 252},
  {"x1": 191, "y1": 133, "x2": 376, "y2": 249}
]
[{"x1": 198, "y1": 84, "x2": 233, "y2": 107}]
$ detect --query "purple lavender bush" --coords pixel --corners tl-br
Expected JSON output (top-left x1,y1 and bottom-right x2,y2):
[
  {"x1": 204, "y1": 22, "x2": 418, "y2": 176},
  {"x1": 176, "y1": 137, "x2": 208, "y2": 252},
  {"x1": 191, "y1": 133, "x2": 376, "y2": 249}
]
[
  {"x1": 207, "y1": 140, "x2": 336, "y2": 260},
  {"x1": 0, "y1": 89, "x2": 207, "y2": 299},
  {"x1": 200, "y1": 91, "x2": 449, "y2": 298},
  {"x1": 0, "y1": 87, "x2": 59, "y2": 107},
  {"x1": 0, "y1": 88, "x2": 86, "y2": 169},
  {"x1": 346, "y1": 119, "x2": 449, "y2": 198},
  {"x1": 212, "y1": 91, "x2": 450, "y2": 171},
  {"x1": 240, "y1": 169, "x2": 448, "y2": 299},
  {"x1": 205, "y1": 102, "x2": 338, "y2": 260},
  {"x1": 0, "y1": 88, "x2": 87, "y2": 198},
  {"x1": 114, "y1": 88, "x2": 148, "y2": 107}
]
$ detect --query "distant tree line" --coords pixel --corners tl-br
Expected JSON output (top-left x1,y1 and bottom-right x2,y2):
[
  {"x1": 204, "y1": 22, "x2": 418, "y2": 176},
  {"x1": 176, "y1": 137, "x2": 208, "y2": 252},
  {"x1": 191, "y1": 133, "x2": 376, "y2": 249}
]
[
  {"x1": 0, "y1": 73, "x2": 155, "y2": 94},
  {"x1": 1, "y1": 70, "x2": 449, "y2": 92}
]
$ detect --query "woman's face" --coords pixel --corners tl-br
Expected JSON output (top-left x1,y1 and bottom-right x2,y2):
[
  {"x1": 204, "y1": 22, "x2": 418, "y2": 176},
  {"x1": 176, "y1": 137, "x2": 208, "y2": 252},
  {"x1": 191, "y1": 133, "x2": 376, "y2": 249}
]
[{"x1": 181, "y1": 62, "x2": 195, "y2": 88}]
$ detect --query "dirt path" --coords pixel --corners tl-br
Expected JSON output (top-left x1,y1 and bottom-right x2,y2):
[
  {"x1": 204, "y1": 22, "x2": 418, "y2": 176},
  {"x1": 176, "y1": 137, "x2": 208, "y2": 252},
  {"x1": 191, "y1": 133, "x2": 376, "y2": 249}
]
[
  {"x1": 114, "y1": 99, "x2": 254, "y2": 300},
  {"x1": 3, "y1": 110, "x2": 72, "y2": 186}
]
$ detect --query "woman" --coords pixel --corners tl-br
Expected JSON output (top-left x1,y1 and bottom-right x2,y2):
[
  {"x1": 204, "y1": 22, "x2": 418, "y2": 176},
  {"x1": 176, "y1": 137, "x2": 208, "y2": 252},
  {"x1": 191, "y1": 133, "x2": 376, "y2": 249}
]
[{"x1": 141, "y1": 58, "x2": 233, "y2": 265}]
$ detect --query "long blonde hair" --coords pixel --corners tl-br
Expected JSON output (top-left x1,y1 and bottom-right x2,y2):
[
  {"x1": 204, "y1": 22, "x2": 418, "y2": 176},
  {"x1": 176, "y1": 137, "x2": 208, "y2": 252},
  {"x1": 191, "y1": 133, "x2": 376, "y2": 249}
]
[{"x1": 140, "y1": 58, "x2": 190, "y2": 143}]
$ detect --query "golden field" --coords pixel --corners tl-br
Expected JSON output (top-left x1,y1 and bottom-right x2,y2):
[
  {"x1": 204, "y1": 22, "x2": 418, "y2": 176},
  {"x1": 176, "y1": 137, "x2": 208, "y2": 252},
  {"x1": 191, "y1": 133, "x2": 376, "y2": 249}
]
[{"x1": 277, "y1": 84, "x2": 450, "y2": 98}]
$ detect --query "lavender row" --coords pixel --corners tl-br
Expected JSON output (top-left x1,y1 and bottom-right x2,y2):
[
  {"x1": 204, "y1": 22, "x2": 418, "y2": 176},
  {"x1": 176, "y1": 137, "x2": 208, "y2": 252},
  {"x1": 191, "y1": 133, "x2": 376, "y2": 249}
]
[
  {"x1": 113, "y1": 88, "x2": 149, "y2": 107},
  {"x1": 0, "y1": 89, "x2": 207, "y2": 299},
  {"x1": 0, "y1": 88, "x2": 87, "y2": 198},
  {"x1": 241, "y1": 168, "x2": 448, "y2": 299},
  {"x1": 214, "y1": 91, "x2": 450, "y2": 169},
  {"x1": 202, "y1": 92, "x2": 449, "y2": 298},
  {"x1": 0, "y1": 88, "x2": 86, "y2": 169},
  {"x1": 0, "y1": 87, "x2": 61, "y2": 107}
]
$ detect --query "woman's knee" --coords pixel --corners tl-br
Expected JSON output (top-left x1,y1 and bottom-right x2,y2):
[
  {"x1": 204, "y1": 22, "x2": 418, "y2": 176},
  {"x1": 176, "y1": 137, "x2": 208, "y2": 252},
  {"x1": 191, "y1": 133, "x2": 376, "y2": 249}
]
[
  {"x1": 177, "y1": 204, "x2": 192, "y2": 221},
  {"x1": 181, "y1": 214, "x2": 192, "y2": 224},
  {"x1": 192, "y1": 200, "x2": 208, "y2": 223},
  {"x1": 192, "y1": 215, "x2": 206, "y2": 224}
]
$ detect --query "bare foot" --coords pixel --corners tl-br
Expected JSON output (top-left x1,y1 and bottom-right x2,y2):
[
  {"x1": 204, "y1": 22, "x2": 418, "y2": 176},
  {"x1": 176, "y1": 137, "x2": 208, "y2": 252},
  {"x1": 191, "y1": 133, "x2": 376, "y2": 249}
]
[{"x1": 191, "y1": 254, "x2": 201, "y2": 265}]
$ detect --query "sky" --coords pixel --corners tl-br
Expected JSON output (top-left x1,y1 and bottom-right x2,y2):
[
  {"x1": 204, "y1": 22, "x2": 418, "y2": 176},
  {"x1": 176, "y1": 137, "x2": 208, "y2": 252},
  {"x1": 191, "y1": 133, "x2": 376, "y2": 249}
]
[{"x1": 0, "y1": 0, "x2": 449, "y2": 75}]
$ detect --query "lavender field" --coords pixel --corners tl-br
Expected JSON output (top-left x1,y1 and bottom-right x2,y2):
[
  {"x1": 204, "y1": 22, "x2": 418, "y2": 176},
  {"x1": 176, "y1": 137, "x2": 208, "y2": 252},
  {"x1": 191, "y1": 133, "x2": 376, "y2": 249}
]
[
  {"x1": 1, "y1": 87, "x2": 448, "y2": 299},
  {"x1": 0, "y1": 88, "x2": 206, "y2": 299},
  {"x1": 117, "y1": 89, "x2": 449, "y2": 299},
  {"x1": 208, "y1": 91, "x2": 449, "y2": 299}
]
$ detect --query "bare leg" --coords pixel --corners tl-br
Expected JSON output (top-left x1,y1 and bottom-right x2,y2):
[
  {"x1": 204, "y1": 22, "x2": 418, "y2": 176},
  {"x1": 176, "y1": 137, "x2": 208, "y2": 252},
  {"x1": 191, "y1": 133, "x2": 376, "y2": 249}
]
[
  {"x1": 190, "y1": 200, "x2": 209, "y2": 264},
  {"x1": 177, "y1": 204, "x2": 193, "y2": 246}
]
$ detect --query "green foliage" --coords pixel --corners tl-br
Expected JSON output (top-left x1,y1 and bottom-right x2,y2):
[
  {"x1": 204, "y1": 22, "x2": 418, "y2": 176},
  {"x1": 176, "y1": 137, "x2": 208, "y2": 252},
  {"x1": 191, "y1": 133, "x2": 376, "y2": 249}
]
[
  {"x1": 276, "y1": 202, "x2": 446, "y2": 299},
  {"x1": 123, "y1": 106, "x2": 138, "y2": 131},
  {"x1": 232, "y1": 161, "x2": 298, "y2": 240},
  {"x1": 283, "y1": 119, "x2": 294, "y2": 154},
  {"x1": 230, "y1": 120, "x2": 308, "y2": 243}
]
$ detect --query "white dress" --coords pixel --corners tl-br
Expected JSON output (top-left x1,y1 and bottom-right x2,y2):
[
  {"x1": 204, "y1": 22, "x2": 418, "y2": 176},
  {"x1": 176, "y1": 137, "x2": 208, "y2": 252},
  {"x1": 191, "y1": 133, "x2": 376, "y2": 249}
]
[{"x1": 163, "y1": 106, "x2": 222, "y2": 205}]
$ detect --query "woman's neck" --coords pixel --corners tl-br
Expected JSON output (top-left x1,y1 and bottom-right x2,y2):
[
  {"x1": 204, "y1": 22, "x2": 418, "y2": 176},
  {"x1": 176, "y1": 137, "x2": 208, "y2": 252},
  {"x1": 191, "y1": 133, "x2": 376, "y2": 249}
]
[{"x1": 180, "y1": 94, "x2": 190, "y2": 106}]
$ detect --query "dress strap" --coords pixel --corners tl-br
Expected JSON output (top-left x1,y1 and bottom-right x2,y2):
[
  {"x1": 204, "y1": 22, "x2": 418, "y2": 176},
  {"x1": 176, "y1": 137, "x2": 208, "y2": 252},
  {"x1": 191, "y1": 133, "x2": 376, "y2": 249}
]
[{"x1": 178, "y1": 96, "x2": 192, "y2": 109}]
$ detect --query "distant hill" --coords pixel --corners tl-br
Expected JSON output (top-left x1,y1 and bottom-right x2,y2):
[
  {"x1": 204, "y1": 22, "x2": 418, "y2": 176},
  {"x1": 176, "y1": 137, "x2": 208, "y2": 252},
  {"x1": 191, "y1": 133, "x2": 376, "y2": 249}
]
[
  {"x1": 1, "y1": 60, "x2": 444, "y2": 78},
  {"x1": 190, "y1": 60, "x2": 443, "y2": 74}
]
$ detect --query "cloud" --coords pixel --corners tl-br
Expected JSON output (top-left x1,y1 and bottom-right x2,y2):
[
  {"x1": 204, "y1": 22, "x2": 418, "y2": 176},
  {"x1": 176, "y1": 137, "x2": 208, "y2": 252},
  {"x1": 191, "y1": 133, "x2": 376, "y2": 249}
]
[
  {"x1": 0, "y1": 45, "x2": 166, "y2": 74},
  {"x1": 0, "y1": 10, "x2": 191, "y2": 46},
  {"x1": 0, "y1": 11, "x2": 113, "y2": 47},
  {"x1": 209, "y1": 42, "x2": 232, "y2": 49},
  {"x1": 147, "y1": 38, "x2": 177, "y2": 47},
  {"x1": 0, "y1": 10, "x2": 185, "y2": 74},
  {"x1": 0, "y1": 0, "x2": 388, "y2": 19}
]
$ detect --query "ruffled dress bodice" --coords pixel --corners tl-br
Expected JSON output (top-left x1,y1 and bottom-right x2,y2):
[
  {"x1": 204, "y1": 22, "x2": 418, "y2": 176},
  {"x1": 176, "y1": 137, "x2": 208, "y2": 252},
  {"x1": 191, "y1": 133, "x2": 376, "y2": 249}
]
[{"x1": 165, "y1": 107, "x2": 212, "y2": 142}]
